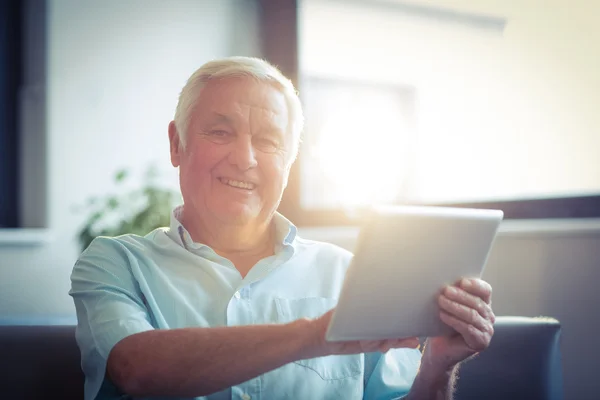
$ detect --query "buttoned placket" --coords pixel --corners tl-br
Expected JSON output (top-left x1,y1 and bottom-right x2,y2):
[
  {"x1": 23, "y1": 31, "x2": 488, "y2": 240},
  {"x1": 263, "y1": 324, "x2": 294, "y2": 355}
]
[
  {"x1": 225, "y1": 248, "x2": 296, "y2": 400},
  {"x1": 176, "y1": 221, "x2": 296, "y2": 400}
]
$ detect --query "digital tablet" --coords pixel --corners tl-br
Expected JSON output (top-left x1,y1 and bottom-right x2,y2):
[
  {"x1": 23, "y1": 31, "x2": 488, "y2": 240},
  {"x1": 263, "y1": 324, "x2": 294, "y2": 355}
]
[{"x1": 325, "y1": 205, "x2": 504, "y2": 342}]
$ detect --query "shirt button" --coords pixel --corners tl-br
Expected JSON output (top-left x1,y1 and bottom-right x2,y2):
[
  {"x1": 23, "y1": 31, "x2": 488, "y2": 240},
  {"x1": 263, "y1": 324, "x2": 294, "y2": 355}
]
[
  {"x1": 241, "y1": 394, "x2": 251, "y2": 400},
  {"x1": 234, "y1": 291, "x2": 241, "y2": 299}
]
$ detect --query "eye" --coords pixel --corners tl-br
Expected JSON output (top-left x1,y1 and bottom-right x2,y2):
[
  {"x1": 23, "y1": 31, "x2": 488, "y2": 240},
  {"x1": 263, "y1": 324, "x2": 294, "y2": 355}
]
[
  {"x1": 201, "y1": 130, "x2": 234, "y2": 144},
  {"x1": 209, "y1": 130, "x2": 229, "y2": 137},
  {"x1": 254, "y1": 136, "x2": 282, "y2": 153}
]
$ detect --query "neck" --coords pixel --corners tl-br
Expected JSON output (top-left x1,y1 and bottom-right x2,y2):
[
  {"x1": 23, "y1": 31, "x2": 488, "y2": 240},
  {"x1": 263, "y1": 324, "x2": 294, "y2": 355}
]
[{"x1": 181, "y1": 207, "x2": 275, "y2": 261}]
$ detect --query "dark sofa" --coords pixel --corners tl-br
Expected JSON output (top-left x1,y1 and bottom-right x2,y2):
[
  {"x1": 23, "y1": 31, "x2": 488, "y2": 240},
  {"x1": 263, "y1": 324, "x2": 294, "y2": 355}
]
[{"x1": 0, "y1": 316, "x2": 563, "y2": 399}]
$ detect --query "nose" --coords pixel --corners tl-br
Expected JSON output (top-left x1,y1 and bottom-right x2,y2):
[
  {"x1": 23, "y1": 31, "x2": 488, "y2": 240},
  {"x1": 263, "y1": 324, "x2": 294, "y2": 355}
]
[{"x1": 228, "y1": 135, "x2": 258, "y2": 171}]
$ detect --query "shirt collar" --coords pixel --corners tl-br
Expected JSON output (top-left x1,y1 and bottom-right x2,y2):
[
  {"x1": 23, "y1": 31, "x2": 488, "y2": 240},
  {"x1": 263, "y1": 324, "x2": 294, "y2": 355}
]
[{"x1": 166, "y1": 205, "x2": 297, "y2": 252}]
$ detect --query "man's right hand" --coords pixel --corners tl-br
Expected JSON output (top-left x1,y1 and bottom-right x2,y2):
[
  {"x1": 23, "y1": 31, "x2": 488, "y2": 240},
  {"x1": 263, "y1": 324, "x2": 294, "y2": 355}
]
[{"x1": 300, "y1": 309, "x2": 421, "y2": 360}]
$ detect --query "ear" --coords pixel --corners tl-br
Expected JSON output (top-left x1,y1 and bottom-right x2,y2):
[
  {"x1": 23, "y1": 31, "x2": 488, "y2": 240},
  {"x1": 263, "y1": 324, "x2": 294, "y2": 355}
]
[{"x1": 168, "y1": 121, "x2": 182, "y2": 167}]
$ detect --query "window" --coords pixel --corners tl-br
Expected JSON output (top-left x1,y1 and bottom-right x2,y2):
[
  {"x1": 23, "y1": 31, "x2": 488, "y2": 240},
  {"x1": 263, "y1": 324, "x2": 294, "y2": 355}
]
[
  {"x1": 0, "y1": 0, "x2": 47, "y2": 230},
  {"x1": 262, "y1": 0, "x2": 600, "y2": 226},
  {"x1": 0, "y1": 0, "x2": 22, "y2": 228},
  {"x1": 300, "y1": 76, "x2": 416, "y2": 210}
]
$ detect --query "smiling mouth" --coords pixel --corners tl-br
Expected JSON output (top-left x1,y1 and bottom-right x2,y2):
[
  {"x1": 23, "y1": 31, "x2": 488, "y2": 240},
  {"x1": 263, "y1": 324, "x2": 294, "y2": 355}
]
[{"x1": 218, "y1": 177, "x2": 256, "y2": 190}]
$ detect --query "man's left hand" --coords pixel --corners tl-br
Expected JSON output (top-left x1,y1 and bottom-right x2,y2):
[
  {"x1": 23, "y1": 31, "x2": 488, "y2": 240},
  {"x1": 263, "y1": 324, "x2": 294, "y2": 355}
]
[{"x1": 422, "y1": 278, "x2": 496, "y2": 374}]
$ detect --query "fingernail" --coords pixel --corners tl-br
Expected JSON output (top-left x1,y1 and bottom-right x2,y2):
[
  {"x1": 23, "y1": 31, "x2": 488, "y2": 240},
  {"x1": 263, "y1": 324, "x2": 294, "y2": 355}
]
[
  {"x1": 462, "y1": 279, "x2": 472, "y2": 288},
  {"x1": 446, "y1": 286, "x2": 457, "y2": 295}
]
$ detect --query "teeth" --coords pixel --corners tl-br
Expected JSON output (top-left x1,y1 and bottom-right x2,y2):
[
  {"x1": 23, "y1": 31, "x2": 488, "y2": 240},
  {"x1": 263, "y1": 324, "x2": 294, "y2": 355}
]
[{"x1": 221, "y1": 178, "x2": 255, "y2": 190}]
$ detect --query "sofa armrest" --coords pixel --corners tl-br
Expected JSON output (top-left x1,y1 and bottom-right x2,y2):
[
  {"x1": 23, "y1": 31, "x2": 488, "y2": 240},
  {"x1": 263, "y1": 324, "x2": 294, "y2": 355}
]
[
  {"x1": 0, "y1": 325, "x2": 83, "y2": 400},
  {"x1": 455, "y1": 316, "x2": 564, "y2": 400}
]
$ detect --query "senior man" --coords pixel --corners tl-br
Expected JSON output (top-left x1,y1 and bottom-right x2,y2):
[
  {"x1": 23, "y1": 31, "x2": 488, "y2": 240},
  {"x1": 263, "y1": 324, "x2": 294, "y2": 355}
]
[{"x1": 70, "y1": 56, "x2": 495, "y2": 400}]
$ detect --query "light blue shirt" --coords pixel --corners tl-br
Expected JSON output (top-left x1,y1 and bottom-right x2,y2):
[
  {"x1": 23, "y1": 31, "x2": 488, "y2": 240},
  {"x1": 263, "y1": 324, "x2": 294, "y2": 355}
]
[{"x1": 69, "y1": 206, "x2": 421, "y2": 400}]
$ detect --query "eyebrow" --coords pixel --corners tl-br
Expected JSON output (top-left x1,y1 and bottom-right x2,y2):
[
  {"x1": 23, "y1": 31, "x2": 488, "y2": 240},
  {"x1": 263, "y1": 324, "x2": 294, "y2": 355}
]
[
  {"x1": 208, "y1": 112, "x2": 286, "y2": 140},
  {"x1": 208, "y1": 113, "x2": 236, "y2": 126}
]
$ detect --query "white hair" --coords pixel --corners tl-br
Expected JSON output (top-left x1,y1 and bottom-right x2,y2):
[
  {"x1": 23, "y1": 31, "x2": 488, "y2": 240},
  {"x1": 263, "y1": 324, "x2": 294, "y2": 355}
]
[{"x1": 173, "y1": 56, "x2": 304, "y2": 160}]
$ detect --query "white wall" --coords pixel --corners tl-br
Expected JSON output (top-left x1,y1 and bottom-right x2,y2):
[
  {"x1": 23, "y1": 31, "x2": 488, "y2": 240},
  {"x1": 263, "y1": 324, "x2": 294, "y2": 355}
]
[{"x1": 0, "y1": 0, "x2": 261, "y2": 321}]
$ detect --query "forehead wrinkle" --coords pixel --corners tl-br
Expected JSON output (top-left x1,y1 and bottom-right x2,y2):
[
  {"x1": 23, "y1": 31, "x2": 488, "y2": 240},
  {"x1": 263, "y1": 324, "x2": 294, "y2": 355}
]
[
  {"x1": 200, "y1": 81, "x2": 289, "y2": 138},
  {"x1": 242, "y1": 102, "x2": 284, "y2": 136}
]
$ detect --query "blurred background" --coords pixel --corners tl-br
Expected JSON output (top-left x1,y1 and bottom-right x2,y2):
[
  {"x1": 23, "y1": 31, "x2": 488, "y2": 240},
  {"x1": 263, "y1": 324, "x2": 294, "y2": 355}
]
[{"x1": 1, "y1": 0, "x2": 599, "y2": 398}]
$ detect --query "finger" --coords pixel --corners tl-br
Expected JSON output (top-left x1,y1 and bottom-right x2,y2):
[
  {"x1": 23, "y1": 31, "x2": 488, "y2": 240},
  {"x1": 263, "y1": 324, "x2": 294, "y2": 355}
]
[
  {"x1": 439, "y1": 311, "x2": 493, "y2": 352},
  {"x1": 359, "y1": 340, "x2": 387, "y2": 353},
  {"x1": 438, "y1": 292, "x2": 492, "y2": 331},
  {"x1": 390, "y1": 337, "x2": 420, "y2": 349},
  {"x1": 443, "y1": 285, "x2": 495, "y2": 323},
  {"x1": 458, "y1": 278, "x2": 493, "y2": 304}
]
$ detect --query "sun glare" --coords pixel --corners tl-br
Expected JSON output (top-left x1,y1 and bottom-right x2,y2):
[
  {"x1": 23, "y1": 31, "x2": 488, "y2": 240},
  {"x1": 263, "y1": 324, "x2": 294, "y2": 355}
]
[{"x1": 313, "y1": 96, "x2": 409, "y2": 209}]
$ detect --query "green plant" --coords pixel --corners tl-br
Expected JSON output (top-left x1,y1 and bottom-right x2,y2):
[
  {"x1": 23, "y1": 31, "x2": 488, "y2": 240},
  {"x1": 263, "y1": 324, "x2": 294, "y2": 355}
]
[{"x1": 76, "y1": 166, "x2": 179, "y2": 252}]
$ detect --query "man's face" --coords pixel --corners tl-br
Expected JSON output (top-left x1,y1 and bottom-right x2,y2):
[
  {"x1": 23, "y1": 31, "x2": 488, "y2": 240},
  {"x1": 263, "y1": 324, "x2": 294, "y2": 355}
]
[{"x1": 169, "y1": 77, "x2": 293, "y2": 227}]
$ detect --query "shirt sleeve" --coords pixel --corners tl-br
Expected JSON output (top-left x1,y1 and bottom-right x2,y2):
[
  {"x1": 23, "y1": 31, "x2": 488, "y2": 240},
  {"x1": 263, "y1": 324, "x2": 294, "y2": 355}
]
[
  {"x1": 363, "y1": 348, "x2": 422, "y2": 400},
  {"x1": 69, "y1": 236, "x2": 154, "y2": 398},
  {"x1": 70, "y1": 236, "x2": 154, "y2": 360}
]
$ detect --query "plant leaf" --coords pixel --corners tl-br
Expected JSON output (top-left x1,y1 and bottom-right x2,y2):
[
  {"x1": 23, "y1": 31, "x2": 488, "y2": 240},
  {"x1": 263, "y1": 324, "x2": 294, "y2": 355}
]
[{"x1": 115, "y1": 169, "x2": 128, "y2": 183}]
